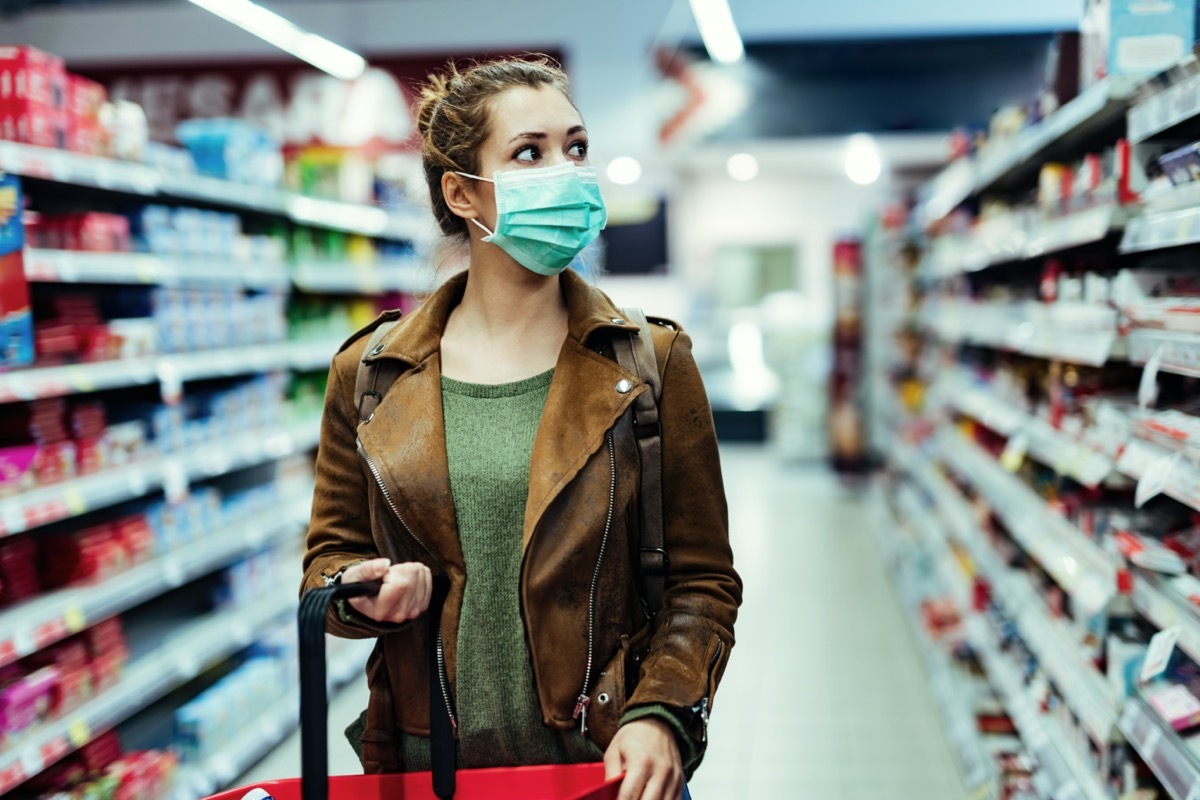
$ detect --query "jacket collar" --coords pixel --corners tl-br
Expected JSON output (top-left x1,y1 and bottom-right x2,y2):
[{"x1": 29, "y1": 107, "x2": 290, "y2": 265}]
[{"x1": 362, "y1": 268, "x2": 639, "y2": 366}]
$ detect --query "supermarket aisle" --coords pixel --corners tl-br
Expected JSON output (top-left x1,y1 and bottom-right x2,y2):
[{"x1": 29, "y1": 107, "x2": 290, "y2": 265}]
[{"x1": 243, "y1": 445, "x2": 966, "y2": 798}]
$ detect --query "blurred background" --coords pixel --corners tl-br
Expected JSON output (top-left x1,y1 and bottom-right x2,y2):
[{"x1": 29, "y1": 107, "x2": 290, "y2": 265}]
[{"x1": 5, "y1": 0, "x2": 1200, "y2": 798}]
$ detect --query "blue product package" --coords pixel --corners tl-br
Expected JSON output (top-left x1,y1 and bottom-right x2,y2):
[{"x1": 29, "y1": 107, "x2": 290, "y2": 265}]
[{"x1": 1093, "y1": 0, "x2": 1200, "y2": 80}]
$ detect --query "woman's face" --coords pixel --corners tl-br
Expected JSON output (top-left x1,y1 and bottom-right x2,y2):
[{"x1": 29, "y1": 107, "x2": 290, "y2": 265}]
[{"x1": 468, "y1": 85, "x2": 589, "y2": 223}]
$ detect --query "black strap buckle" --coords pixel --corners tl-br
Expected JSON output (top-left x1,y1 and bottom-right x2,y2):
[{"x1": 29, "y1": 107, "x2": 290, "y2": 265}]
[{"x1": 639, "y1": 547, "x2": 669, "y2": 576}]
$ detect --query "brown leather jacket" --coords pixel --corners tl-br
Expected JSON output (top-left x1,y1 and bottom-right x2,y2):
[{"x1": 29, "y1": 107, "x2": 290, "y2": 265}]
[{"x1": 301, "y1": 269, "x2": 742, "y2": 771}]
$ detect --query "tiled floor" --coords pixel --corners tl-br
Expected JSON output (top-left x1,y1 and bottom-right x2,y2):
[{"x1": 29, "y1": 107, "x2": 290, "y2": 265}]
[{"x1": 243, "y1": 445, "x2": 968, "y2": 798}]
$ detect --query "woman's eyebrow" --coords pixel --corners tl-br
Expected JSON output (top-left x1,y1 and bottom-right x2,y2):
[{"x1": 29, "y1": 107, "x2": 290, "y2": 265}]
[{"x1": 506, "y1": 125, "x2": 587, "y2": 145}]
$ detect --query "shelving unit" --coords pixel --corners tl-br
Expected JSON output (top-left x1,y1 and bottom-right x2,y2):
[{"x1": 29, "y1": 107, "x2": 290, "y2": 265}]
[
  {"x1": 0, "y1": 95, "x2": 429, "y2": 795},
  {"x1": 920, "y1": 78, "x2": 1138, "y2": 223},
  {"x1": 0, "y1": 490, "x2": 311, "y2": 668},
  {"x1": 870, "y1": 60, "x2": 1200, "y2": 798},
  {"x1": 0, "y1": 340, "x2": 340, "y2": 403},
  {"x1": 24, "y1": 249, "x2": 291, "y2": 290},
  {"x1": 0, "y1": 589, "x2": 297, "y2": 795},
  {"x1": 175, "y1": 639, "x2": 374, "y2": 798},
  {"x1": 923, "y1": 203, "x2": 1131, "y2": 279}
]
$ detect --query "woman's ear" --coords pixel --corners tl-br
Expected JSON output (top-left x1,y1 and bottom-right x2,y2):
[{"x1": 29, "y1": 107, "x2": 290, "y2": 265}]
[{"x1": 441, "y1": 172, "x2": 480, "y2": 222}]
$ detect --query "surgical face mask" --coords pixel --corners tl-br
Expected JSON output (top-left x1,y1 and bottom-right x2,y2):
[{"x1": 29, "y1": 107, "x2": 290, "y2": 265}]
[{"x1": 455, "y1": 161, "x2": 607, "y2": 276}]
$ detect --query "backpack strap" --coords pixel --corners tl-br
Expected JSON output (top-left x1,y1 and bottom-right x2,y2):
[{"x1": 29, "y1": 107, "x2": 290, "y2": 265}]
[
  {"x1": 354, "y1": 320, "x2": 403, "y2": 424},
  {"x1": 612, "y1": 307, "x2": 667, "y2": 618}
]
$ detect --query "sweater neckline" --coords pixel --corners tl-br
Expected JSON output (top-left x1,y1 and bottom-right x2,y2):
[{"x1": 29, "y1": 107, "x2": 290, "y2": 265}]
[{"x1": 441, "y1": 368, "x2": 555, "y2": 399}]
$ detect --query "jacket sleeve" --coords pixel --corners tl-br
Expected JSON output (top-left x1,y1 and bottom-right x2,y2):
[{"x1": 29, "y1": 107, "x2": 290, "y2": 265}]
[
  {"x1": 624, "y1": 328, "x2": 743, "y2": 760},
  {"x1": 300, "y1": 355, "x2": 408, "y2": 639}
]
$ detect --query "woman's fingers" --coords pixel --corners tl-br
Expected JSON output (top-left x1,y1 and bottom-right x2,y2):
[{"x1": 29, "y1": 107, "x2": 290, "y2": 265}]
[
  {"x1": 341, "y1": 558, "x2": 389, "y2": 584},
  {"x1": 344, "y1": 561, "x2": 435, "y2": 623}
]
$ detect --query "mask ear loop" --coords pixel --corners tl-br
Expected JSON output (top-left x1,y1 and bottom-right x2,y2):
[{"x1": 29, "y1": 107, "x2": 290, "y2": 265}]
[{"x1": 453, "y1": 171, "x2": 498, "y2": 239}]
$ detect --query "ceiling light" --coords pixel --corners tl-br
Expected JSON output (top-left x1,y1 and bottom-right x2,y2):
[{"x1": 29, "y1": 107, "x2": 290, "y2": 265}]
[
  {"x1": 726, "y1": 153, "x2": 758, "y2": 181},
  {"x1": 186, "y1": 0, "x2": 366, "y2": 81},
  {"x1": 607, "y1": 156, "x2": 643, "y2": 186},
  {"x1": 845, "y1": 134, "x2": 882, "y2": 186},
  {"x1": 688, "y1": 0, "x2": 745, "y2": 64}
]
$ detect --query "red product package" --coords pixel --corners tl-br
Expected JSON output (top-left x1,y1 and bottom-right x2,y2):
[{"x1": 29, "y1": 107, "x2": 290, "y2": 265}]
[
  {"x1": 65, "y1": 74, "x2": 106, "y2": 123},
  {"x1": 0, "y1": 101, "x2": 66, "y2": 149},
  {"x1": 0, "y1": 536, "x2": 39, "y2": 606},
  {"x1": 112, "y1": 514, "x2": 154, "y2": 564},
  {"x1": 0, "y1": 46, "x2": 66, "y2": 109}
]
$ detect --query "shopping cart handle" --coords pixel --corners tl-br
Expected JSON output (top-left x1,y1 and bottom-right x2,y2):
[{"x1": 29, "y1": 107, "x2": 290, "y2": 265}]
[{"x1": 297, "y1": 577, "x2": 384, "y2": 800}]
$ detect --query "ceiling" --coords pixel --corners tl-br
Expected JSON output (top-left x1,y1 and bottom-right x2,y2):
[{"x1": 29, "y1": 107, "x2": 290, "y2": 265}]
[{"x1": 2, "y1": 0, "x2": 1084, "y2": 177}]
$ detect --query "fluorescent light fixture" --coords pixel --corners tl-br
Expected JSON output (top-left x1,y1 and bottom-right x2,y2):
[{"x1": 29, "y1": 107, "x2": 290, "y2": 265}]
[
  {"x1": 688, "y1": 0, "x2": 745, "y2": 64},
  {"x1": 845, "y1": 134, "x2": 882, "y2": 186},
  {"x1": 606, "y1": 156, "x2": 643, "y2": 185},
  {"x1": 186, "y1": 0, "x2": 366, "y2": 81},
  {"x1": 726, "y1": 153, "x2": 758, "y2": 181}
]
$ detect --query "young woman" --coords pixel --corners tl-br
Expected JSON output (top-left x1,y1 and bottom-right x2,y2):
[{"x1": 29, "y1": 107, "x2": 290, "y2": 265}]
[{"x1": 301, "y1": 57, "x2": 741, "y2": 800}]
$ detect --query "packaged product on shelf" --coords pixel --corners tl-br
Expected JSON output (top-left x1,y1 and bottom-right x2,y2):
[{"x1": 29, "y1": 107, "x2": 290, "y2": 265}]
[
  {"x1": 176, "y1": 117, "x2": 283, "y2": 187},
  {"x1": 0, "y1": 664, "x2": 58, "y2": 746},
  {"x1": 0, "y1": 173, "x2": 34, "y2": 368},
  {"x1": 98, "y1": 99, "x2": 148, "y2": 162},
  {"x1": 1081, "y1": 0, "x2": 1200, "y2": 86},
  {"x1": 0, "y1": 535, "x2": 39, "y2": 606},
  {"x1": 26, "y1": 212, "x2": 131, "y2": 252},
  {"x1": 24, "y1": 731, "x2": 177, "y2": 800},
  {"x1": 289, "y1": 146, "x2": 375, "y2": 204},
  {"x1": 0, "y1": 46, "x2": 66, "y2": 149}
]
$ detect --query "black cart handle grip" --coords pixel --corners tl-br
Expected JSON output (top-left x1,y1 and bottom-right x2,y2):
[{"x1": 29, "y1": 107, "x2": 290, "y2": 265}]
[{"x1": 297, "y1": 579, "x2": 383, "y2": 800}]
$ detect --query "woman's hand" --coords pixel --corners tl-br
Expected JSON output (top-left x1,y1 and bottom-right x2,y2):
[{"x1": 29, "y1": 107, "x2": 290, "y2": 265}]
[
  {"x1": 341, "y1": 558, "x2": 432, "y2": 624},
  {"x1": 603, "y1": 718, "x2": 684, "y2": 800}
]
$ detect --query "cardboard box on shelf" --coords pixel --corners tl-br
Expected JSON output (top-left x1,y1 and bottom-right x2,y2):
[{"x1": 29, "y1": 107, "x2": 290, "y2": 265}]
[
  {"x1": 1082, "y1": 0, "x2": 1200, "y2": 87},
  {"x1": 0, "y1": 46, "x2": 66, "y2": 109}
]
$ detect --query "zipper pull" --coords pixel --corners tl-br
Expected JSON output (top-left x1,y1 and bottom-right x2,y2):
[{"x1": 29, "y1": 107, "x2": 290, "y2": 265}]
[
  {"x1": 692, "y1": 697, "x2": 710, "y2": 743},
  {"x1": 573, "y1": 694, "x2": 592, "y2": 735}
]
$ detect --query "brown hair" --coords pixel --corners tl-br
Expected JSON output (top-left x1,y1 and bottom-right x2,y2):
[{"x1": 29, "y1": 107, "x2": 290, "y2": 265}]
[{"x1": 415, "y1": 56, "x2": 573, "y2": 241}]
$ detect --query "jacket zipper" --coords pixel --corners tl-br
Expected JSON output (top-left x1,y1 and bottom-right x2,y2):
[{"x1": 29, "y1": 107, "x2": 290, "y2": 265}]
[
  {"x1": 573, "y1": 431, "x2": 618, "y2": 736},
  {"x1": 357, "y1": 438, "x2": 457, "y2": 731},
  {"x1": 692, "y1": 640, "x2": 724, "y2": 743}
]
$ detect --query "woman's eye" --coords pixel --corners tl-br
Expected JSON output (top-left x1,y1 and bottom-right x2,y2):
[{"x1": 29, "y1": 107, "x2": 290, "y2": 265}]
[
  {"x1": 515, "y1": 145, "x2": 539, "y2": 163},
  {"x1": 568, "y1": 141, "x2": 588, "y2": 158}
]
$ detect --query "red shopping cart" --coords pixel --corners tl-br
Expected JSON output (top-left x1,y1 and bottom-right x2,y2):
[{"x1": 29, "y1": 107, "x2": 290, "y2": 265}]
[{"x1": 205, "y1": 578, "x2": 621, "y2": 800}]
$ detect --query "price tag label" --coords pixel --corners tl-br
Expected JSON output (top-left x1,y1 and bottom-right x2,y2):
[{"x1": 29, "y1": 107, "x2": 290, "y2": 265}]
[
  {"x1": 175, "y1": 652, "x2": 200, "y2": 680},
  {"x1": 163, "y1": 460, "x2": 189, "y2": 504},
  {"x1": 1140, "y1": 344, "x2": 1165, "y2": 409},
  {"x1": 163, "y1": 559, "x2": 185, "y2": 587},
  {"x1": 1, "y1": 503, "x2": 25, "y2": 536},
  {"x1": 1001, "y1": 432, "x2": 1030, "y2": 473},
  {"x1": 64, "y1": 486, "x2": 86, "y2": 517},
  {"x1": 1137, "y1": 452, "x2": 1182, "y2": 508},
  {"x1": 1141, "y1": 626, "x2": 1181, "y2": 683},
  {"x1": 1143, "y1": 725, "x2": 1163, "y2": 758},
  {"x1": 157, "y1": 361, "x2": 183, "y2": 406},
  {"x1": 63, "y1": 605, "x2": 86, "y2": 634},
  {"x1": 66, "y1": 718, "x2": 90, "y2": 748},
  {"x1": 66, "y1": 366, "x2": 94, "y2": 394},
  {"x1": 18, "y1": 746, "x2": 41, "y2": 779}
]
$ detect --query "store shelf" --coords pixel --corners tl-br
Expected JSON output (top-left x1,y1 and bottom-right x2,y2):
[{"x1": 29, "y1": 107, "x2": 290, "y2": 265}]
[
  {"x1": 0, "y1": 339, "x2": 340, "y2": 403},
  {"x1": 292, "y1": 259, "x2": 426, "y2": 295},
  {"x1": 1128, "y1": 329, "x2": 1200, "y2": 380},
  {"x1": 0, "y1": 140, "x2": 159, "y2": 196},
  {"x1": 924, "y1": 204, "x2": 1130, "y2": 279},
  {"x1": 1121, "y1": 203, "x2": 1200, "y2": 254},
  {"x1": 176, "y1": 638, "x2": 374, "y2": 798},
  {"x1": 0, "y1": 420, "x2": 320, "y2": 538},
  {"x1": 967, "y1": 616, "x2": 1109, "y2": 800},
  {"x1": 924, "y1": 300, "x2": 1120, "y2": 366},
  {"x1": 0, "y1": 494, "x2": 311, "y2": 669},
  {"x1": 884, "y1": 491, "x2": 999, "y2": 799},
  {"x1": 1132, "y1": 570, "x2": 1200, "y2": 669},
  {"x1": 0, "y1": 141, "x2": 428, "y2": 242},
  {"x1": 937, "y1": 378, "x2": 1119, "y2": 488},
  {"x1": 1120, "y1": 697, "x2": 1200, "y2": 800},
  {"x1": 937, "y1": 430, "x2": 1117, "y2": 619},
  {"x1": 24, "y1": 249, "x2": 291, "y2": 291},
  {"x1": 1129, "y1": 69, "x2": 1200, "y2": 144},
  {"x1": 921, "y1": 78, "x2": 1137, "y2": 222},
  {"x1": 897, "y1": 442, "x2": 1119, "y2": 746},
  {"x1": 1117, "y1": 437, "x2": 1200, "y2": 515},
  {"x1": 0, "y1": 590, "x2": 296, "y2": 796}
]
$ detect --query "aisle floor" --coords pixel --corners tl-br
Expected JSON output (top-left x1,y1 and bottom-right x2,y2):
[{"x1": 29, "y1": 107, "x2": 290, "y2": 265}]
[{"x1": 243, "y1": 445, "x2": 967, "y2": 799}]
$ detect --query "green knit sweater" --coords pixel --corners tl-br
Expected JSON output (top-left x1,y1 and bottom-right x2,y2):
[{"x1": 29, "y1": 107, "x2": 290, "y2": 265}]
[{"x1": 346, "y1": 367, "x2": 692, "y2": 770}]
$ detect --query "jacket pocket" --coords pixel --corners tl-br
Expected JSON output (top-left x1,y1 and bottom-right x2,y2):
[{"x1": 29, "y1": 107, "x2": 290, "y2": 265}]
[
  {"x1": 361, "y1": 727, "x2": 399, "y2": 773},
  {"x1": 586, "y1": 624, "x2": 653, "y2": 750}
]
